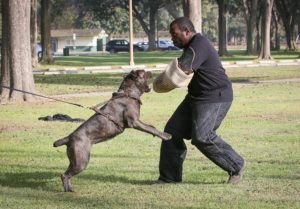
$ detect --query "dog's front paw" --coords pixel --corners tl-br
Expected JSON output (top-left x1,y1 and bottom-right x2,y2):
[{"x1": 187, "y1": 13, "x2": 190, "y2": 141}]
[{"x1": 161, "y1": 132, "x2": 172, "y2": 140}]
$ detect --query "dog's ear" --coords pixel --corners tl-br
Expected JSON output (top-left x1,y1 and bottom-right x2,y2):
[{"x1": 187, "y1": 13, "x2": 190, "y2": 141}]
[
  {"x1": 135, "y1": 70, "x2": 146, "y2": 78},
  {"x1": 126, "y1": 70, "x2": 138, "y2": 79},
  {"x1": 124, "y1": 70, "x2": 135, "y2": 78}
]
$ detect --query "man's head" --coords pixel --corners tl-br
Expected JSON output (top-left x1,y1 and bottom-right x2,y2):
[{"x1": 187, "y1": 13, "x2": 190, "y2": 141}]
[{"x1": 169, "y1": 17, "x2": 196, "y2": 49}]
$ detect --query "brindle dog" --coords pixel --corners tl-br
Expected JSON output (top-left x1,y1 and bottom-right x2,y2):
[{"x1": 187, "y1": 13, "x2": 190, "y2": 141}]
[{"x1": 53, "y1": 70, "x2": 171, "y2": 192}]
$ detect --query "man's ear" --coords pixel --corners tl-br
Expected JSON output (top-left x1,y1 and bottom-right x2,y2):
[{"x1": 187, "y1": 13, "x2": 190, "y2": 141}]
[{"x1": 185, "y1": 29, "x2": 192, "y2": 36}]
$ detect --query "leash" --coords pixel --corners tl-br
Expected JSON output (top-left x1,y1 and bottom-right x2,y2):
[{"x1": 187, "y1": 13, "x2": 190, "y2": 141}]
[
  {"x1": 0, "y1": 85, "x2": 141, "y2": 131},
  {"x1": 0, "y1": 85, "x2": 106, "y2": 112}
]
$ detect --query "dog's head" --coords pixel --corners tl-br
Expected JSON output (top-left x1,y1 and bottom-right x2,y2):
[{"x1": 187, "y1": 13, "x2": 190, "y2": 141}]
[{"x1": 119, "y1": 70, "x2": 152, "y2": 94}]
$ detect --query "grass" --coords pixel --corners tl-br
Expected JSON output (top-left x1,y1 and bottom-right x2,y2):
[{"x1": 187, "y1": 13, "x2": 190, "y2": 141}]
[
  {"x1": 34, "y1": 65, "x2": 300, "y2": 95},
  {"x1": 36, "y1": 50, "x2": 300, "y2": 69},
  {"x1": 1, "y1": 66, "x2": 300, "y2": 208}
]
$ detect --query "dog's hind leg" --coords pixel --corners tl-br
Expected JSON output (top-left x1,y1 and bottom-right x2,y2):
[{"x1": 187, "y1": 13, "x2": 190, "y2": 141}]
[{"x1": 61, "y1": 142, "x2": 91, "y2": 192}]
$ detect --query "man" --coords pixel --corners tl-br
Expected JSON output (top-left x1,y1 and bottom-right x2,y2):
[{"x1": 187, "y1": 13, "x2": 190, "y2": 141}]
[{"x1": 156, "y1": 17, "x2": 245, "y2": 184}]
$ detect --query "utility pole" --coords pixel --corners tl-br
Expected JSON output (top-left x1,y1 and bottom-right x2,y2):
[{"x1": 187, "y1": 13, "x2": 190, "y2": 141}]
[{"x1": 129, "y1": 0, "x2": 134, "y2": 66}]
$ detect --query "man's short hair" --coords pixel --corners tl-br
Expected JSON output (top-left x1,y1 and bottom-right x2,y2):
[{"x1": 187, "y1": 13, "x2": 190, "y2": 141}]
[{"x1": 170, "y1": 17, "x2": 196, "y2": 33}]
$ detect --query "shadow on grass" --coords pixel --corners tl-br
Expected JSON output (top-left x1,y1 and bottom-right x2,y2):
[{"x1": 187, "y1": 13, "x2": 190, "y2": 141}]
[
  {"x1": 34, "y1": 72, "x2": 267, "y2": 87},
  {"x1": 53, "y1": 52, "x2": 180, "y2": 67},
  {"x1": 34, "y1": 73, "x2": 124, "y2": 86},
  {"x1": 78, "y1": 173, "x2": 223, "y2": 185},
  {"x1": 34, "y1": 72, "x2": 160, "y2": 86},
  {"x1": 0, "y1": 171, "x2": 57, "y2": 189},
  {"x1": 230, "y1": 76, "x2": 271, "y2": 83},
  {"x1": 0, "y1": 166, "x2": 222, "y2": 192}
]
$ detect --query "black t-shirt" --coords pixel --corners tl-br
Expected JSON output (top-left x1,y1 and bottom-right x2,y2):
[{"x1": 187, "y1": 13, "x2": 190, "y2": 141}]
[{"x1": 178, "y1": 33, "x2": 233, "y2": 103}]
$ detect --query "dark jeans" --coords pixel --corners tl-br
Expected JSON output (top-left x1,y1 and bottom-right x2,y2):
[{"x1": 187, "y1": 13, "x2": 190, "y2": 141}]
[{"x1": 159, "y1": 96, "x2": 244, "y2": 183}]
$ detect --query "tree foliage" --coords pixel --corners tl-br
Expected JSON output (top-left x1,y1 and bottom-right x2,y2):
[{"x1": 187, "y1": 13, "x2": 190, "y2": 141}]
[{"x1": 85, "y1": 0, "x2": 168, "y2": 50}]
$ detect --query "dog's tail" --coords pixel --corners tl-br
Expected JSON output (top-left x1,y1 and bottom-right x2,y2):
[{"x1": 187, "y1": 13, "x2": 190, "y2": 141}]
[{"x1": 53, "y1": 137, "x2": 70, "y2": 147}]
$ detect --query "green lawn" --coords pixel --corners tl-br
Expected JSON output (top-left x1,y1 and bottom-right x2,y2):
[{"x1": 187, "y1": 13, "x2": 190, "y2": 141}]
[
  {"x1": 36, "y1": 50, "x2": 300, "y2": 69},
  {"x1": 0, "y1": 67, "x2": 300, "y2": 209},
  {"x1": 34, "y1": 65, "x2": 300, "y2": 95}
]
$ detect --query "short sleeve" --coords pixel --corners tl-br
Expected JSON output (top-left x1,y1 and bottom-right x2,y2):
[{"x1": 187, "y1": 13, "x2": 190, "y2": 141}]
[{"x1": 188, "y1": 36, "x2": 209, "y2": 70}]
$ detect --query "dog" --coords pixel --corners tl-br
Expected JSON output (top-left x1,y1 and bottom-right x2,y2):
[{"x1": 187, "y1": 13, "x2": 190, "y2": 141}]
[{"x1": 53, "y1": 70, "x2": 172, "y2": 192}]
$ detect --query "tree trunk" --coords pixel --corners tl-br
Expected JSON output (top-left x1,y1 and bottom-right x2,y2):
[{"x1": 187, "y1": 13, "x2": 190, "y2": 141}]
[
  {"x1": 182, "y1": 0, "x2": 202, "y2": 33},
  {"x1": 243, "y1": 0, "x2": 258, "y2": 55},
  {"x1": 275, "y1": 0, "x2": 300, "y2": 51},
  {"x1": 274, "y1": 0, "x2": 293, "y2": 50},
  {"x1": 255, "y1": 9, "x2": 262, "y2": 52},
  {"x1": 272, "y1": 9, "x2": 280, "y2": 51},
  {"x1": 132, "y1": 2, "x2": 159, "y2": 51},
  {"x1": 31, "y1": 0, "x2": 38, "y2": 67},
  {"x1": 41, "y1": 0, "x2": 53, "y2": 63},
  {"x1": 148, "y1": 7, "x2": 157, "y2": 51},
  {"x1": 0, "y1": 0, "x2": 36, "y2": 103},
  {"x1": 259, "y1": 0, "x2": 274, "y2": 60},
  {"x1": 216, "y1": 0, "x2": 229, "y2": 56},
  {"x1": 298, "y1": 12, "x2": 300, "y2": 56}
]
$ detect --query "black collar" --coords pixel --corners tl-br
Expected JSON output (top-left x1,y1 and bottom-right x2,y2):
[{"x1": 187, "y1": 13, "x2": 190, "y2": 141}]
[{"x1": 112, "y1": 92, "x2": 142, "y2": 105}]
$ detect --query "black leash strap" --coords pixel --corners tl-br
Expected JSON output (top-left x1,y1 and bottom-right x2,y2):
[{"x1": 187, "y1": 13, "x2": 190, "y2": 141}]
[
  {"x1": 0, "y1": 85, "x2": 94, "y2": 110},
  {"x1": 0, "y1": 85, "x2": 135, "y2": 130}
]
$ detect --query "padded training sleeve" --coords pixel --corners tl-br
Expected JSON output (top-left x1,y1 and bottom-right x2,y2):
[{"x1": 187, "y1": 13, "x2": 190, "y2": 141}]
[{"x1": 177, "y1": 46, "x2": 195, "y2": 74}]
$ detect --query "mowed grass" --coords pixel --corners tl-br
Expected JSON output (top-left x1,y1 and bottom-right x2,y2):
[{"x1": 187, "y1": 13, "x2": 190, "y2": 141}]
[
  {"x1": 0, "y1": 68, "x2": 300, "y2": 208},
  {"x1": 36, "y1": 50, "x2": 300, "y2": 69},
  {"x1": 34, "y1": 65, "x2": 300, "y2": 95}
]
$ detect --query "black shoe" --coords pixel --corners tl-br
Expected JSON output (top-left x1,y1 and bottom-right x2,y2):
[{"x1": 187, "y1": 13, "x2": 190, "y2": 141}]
[
  {"x1": 151, "y1": 179, "x2": 177, "y2": 185},
  {"x1": 227, "y1": 162, "x2": 246, "y2": 184}
]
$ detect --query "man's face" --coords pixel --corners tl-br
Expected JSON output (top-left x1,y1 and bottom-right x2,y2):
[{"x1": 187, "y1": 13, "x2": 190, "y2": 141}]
[{"x1": 169, "y1": 23, "x2": 189, "y2": 49}]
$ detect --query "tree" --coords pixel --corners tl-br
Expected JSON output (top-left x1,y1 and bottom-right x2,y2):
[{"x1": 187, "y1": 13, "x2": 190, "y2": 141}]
[
  {"x1": 271, "y1": 7, "x2": 281, "y2": 51},
  {"x1": 132, "y1": 0, "x2": 164, "y2": 50},
  {"x1": 165, "y1": 0, "x2": 182, "y2": 19},
  {"x1": 41, "y1": 0, "x2": 53, "y2": 63},
  {"x1": 183, "y1": 0, "x2": 202, "y2": 33},
  {"x1": 0, "y1": 0, "x2": 36, "y2": 102},
  {"x1": 216, "y1": 0, "x2": 229, "y2": 56},
  {"x1": 202, "y1": 1, "x2": 218, "y2": 41},
  {"x1": 51, "y1": 0, "x2": 84, "y2": 29},
  {"x1": 51, "y1": 7, "x2": 77, "y2": 29},
  {"x1": 31, "y1": 0, "x2": 38, "y2": 67},
  {"x1": 259, "y1": 0, "x2": 274, "y2": 60},
  {"x1": 238, "y1": 0, "x2": 258, "y2": 54},
  {"x1": 274, "y1": 0, "x2": 300, "y2": 51},
  {"x1": 86, "y1": 0, "x2": 165, "y2": 51}
]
